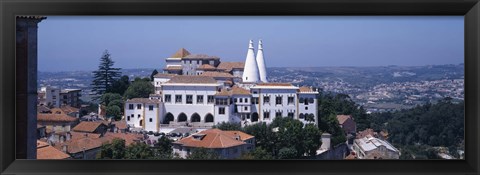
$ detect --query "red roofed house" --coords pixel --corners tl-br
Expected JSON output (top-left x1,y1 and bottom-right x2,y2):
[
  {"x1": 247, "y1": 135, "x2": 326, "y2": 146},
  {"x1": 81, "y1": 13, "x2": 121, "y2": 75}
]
[
  {"x1": 173, "y1": 129, "x2": 255, "y2": 159},
  {"x1": 336, "y1": 115, "x2": 357, "y2": 135},
  {"x1": 72, "y1": 121, "x2": 109, "y2": 136},
  {"x1": 37, "y1": 140, "x2": 70, "y2": 159}
]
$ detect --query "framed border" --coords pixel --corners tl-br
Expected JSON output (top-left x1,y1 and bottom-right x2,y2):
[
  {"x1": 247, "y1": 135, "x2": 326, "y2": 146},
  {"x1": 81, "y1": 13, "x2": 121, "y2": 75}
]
[{"x1": 1, "y1": 0, "x2": 479, "y2": 175}]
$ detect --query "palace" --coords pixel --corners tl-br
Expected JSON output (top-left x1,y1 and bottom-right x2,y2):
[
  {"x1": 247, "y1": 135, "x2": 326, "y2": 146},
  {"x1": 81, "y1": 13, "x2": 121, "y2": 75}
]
[{"x1": 125, "y1": 40, "x2": 319, "y2": 132}]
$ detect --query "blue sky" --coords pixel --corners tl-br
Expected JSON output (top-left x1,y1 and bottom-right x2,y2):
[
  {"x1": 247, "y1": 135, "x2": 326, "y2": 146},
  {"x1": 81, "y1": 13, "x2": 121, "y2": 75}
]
[{"x1": 38, "y1": 16, "x2": 464, "y2": 72}]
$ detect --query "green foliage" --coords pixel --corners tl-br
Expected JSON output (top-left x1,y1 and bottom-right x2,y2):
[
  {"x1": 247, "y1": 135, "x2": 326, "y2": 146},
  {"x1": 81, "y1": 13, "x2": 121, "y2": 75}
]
[
  {"x1": 213, "y1": 121, "x2": 242, "y2": 131},
  {"x1": 240, "y1": 147, "x2": 274, "y2": 160},
  {"x1": 123, "y1": 78, "x2": 154, "y2": 99},
  {"x1": 242, "y1": 117, "x2": 322, "y2": 159},
  {"x1": 97, "y1": 139, "x2": 126, "y2": 159},
  {"x1": 91, "y1": 50, "x2": 121, "y2": 100},
  {"x1": 152, "y1": 136, "x2": 174, "y2": 159},
  {"x1": 317, "y1": 91, "x2": 369, "y2": 131},
  {"x1": 186, "y1": 147, "x2": 220, "y2": 159},
  {"x1": 101, "y1": 93, "x2": 123, "y2": 106},
  {"x1": 107, "y1": 75, "x2": 130, "y2": 95},
  {"x1": 125, "y1": 142, "x2": 154, "y2": 159},
  {"x1": 106, "y1": 105, "x2": 122, "y2": 121},
  {"x1": 318, "y1": 114, "x2": 346, "y2": 146},
  {"x1": 278, "y1": 147, "x2": 298, "y2": 159},
  {"x1": 150, "y1": 69, "x2": 158, "y2": 82}
]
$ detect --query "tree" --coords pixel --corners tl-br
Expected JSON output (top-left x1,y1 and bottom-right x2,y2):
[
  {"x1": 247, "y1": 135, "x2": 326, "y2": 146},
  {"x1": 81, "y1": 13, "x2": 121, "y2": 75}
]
[
  {"x1": 97, "y1": 138, "x2": 126, "y2": 159},
  {"x1": 101, "y1": 93, "x2": 124, "y2": 120},
  {"x1": 91, "y1": 50, "x2": 121, "y2": 100},
  {"x1": 107, "y1": 75, "x2": 130, "y2": 95},
  {"x1": 106, "y1": 105, "x2": 122, "y2": 120},
  {"x1": 278, "y1": 147, "x2": 297, "y2": 159},
  {"x1": 303, "y1": 124, "x2": 322, "y2": 156},
  {"x1": 123, "y1": 78, "x2": 154, "y2": 99},
  {"x1": 152, "y1": 136, "x2": 174, "y2": 159},
  {"x1": 101, "y1": 93, "x2": 123, "y2": 106},
  {"x1": 186, "y1": 147, "x2": 220, "y2": 159},
  {"x1": 213, "y1": 121, "x2": 242, "y2": 131},
  {"x1": 125, "y1": 142, "x2": 154, "y2": 159},
  {"x1": 150, "y1": 69, "x2": 158, "y2": 82},
  {"x1": 239, "y1": 147, "x2": 274, "y2": 160}
]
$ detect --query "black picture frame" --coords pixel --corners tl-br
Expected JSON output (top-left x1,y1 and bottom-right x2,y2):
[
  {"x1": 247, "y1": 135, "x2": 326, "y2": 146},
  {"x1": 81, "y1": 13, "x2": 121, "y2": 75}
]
[{"x1": 1, "y1": 0, "x2": 479, "y2": 175}]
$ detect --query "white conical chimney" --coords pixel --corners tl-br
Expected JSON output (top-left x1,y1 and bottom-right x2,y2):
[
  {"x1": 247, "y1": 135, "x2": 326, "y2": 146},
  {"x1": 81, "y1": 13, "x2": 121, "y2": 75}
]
[
  {"x1": 256, "y1": 40, "x2": 268, "y2": 82},
  {"x1": 242, "y1": 40, "x2": 260, "y2": 83}
]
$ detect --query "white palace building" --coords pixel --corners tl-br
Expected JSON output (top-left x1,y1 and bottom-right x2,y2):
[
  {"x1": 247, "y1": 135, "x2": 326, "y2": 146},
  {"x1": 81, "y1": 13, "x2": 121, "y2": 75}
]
[{"x1": 125, "y1": 40, "x2": 319, "y2": 132}]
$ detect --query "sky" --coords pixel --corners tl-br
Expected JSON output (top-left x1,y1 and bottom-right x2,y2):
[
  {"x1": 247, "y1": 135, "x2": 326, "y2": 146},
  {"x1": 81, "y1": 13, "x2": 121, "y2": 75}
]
[{"x1": 37, "y1": 16, "x2": 464, "y2": 72}]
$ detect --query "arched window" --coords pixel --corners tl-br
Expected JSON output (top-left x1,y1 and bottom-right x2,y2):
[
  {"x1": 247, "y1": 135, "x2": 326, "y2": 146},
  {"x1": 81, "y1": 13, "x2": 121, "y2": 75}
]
[
  {"x1": 178, "y1": 113, "x2": 187, "y2": 122},
  {"x1": 139, "y1": 120, "x2": 143, "y2": 126},
  {"x1": 191, "y1": 113, "x2": 201, "y2": 122},
  {"x1": 205, "y1": 113, "x2": 214, "y2": 123},
  {"x1": 163, "y1": 113, "x2": 174, "y2": 124},
  {"x1": 251, "y1": 112, "x2": 259, "y2": 122},
  {"x1": 299, "y1": 113, "x2": 304, "y2": 119}
]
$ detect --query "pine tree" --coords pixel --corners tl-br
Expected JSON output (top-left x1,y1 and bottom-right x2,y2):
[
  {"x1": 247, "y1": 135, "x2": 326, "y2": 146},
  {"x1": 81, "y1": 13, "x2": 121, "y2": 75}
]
[{"x1": 91, "y1": 50, "x2": 121, "y2": 100}]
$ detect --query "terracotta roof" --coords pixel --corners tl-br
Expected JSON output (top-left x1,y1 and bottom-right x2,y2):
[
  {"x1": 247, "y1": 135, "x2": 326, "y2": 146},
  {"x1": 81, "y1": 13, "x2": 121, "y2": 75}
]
[
  {"x1": 197, "y1": 64, "x2": 216, "y2": 70},
  {"x1": 163, "y1": 66, "x2": 183, "y2": 70},
  {"x1": 336, "y1": 115, "x2": 352, "y2": 125},
  {"x1": 153, "y1": 73, "x2": 177, "y2": 78},
  {"x1": 72, "y1": 121, "x2": 107, "y2": 133},
  {"x1": 231, "y1": 86, "x2": 251, "y2": 95},
  {"x1": 222, "y1": 131, "x2": 255, "y2": 140},
  {"x1": 61, "y1": 137, "x2": 103, "y2": 154},
  {"x1": 37, "y1": 105, "x2": 51, "y2": 113},
  {"x1": 112, "y1": 120, "x2": 128, "y2": 130},
  {"x1": 200, "y1": 71, "x2": 234, "y2": 78},
  {"x1": 37, "y1": 114, "x2": 78, "y2": 123},
  {"x1": 216, "y1": 62, "x2": 245, "y2": 72},
  {"x1": 357, "y1": 128, "x2": 376, "y2": 139},
  {"x1": 299, "y1": 86, "x2": 315, "y2": 92},
  {"x1": 70, "y1": 132, "x2": 101, "y2": 139},
  {"x1": 126, "y1": 98, "x2": 161, "y2": 104},
  {"x1": 174, "y1": 129, "x2": 253, "y2": 149},
  {"x1": 103, "y1": 133, "x2": 143, "y2": 146},
  {"x1": 50, "y1": 108, "x2": 65, "y2": 114},
  {"x1": 183, "y1": 54, "x2": 219, "y2": 60},
  {"x1": 166, "y1": 75, "x2": 217, "y2": 84},
  {"x1": 256, "y1": 83, "x2": 293, "y2": 86},
  {"x1": 60, "y1": 105, "x2": 80, "y2": 114},
  {"x1": 171, "y1": 48, "x2": 191, "y2": 58},
  {"x1": 215, "y1": 88, "x2": 232, "y2": 96},
  {"x1": 37, "y1": 140, "x2": 70, "y2": 159}
]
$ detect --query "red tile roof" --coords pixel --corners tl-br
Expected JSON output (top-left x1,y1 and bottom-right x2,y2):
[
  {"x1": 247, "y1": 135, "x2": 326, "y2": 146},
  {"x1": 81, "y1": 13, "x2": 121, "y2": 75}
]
[
  {"x1": 72, "y1": 121, "x2": 107, "y2": 133},
  {"x1": 216, "y1": 62, "x2": 245, "y2": 72},
  {"x1": 336, "y1": 115, "x2": 352, "y2": 125},
  {"x1": 37, "y1": 114, "x2": 78, "y2": 123},
  {"x1": 112, "y1": 120, "x2": 128, "y2": 130},
  {"x1": 37, "y1": 140, "x2": 70, "y2": 159},
  {"x1": 163, "y1": 66, "x2": 183, "y2": 70},
  {"x1": 103, "y1": 132, "x2": 143, "y2": 146},
  {"x1": 171, "y1": 48, "x2": 191, "y2": 58},
  {"x1": 166, "y1": 75, "x2": 217, "y2": 84},
  {"x1": 126, "y1": 98, "x2": 161, "y2": 104},
  {"x1": 197, "y1": 64, "x2": 216, "y2": 70},
  {"x1": 174, "y1": 129, "x2": 253, "y2": 149},
  {"x1": 200, "y1": 71, "x2": 234, "y2": 78}
]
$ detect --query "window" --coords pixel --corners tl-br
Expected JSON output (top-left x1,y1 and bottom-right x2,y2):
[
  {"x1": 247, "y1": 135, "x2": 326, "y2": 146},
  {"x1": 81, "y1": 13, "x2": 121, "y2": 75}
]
[
  {"x1": 263, "y1": 96, "x2": 270, "y2": 104},
  {"x1": 300, "y1": 98, "x2": 304, "y2": 103},
  {"x1": 219, "y1": 107, "x2": 225, "y2": 114},
  {"x1": 215, "y1": 98, "x2": 228, "y2": 105},
  {"x1": 207, "y1": 95, "x2": 215, "y2": 104},
  {"x1": 234, "y1": 98, "x2": 237, "y2": 103},
  {"x1": 263, "y1": 112, "x2": 270, "y2": 119},
  {"x1": 305, "y1": 107, "x2": 308, "y2": 110},
  {"x1": 251, "y1": 97, "x2": 258, "y2": 104},
  {"x1": 149, "y1": 118, "x2": 153, "y2": 122},
  {"x1": 276, "y1": 112, "x2": 282, "y2": 117},
  {"x1": 127, "y1": 116, "x2": 130, "y2": 121},
  {"x1": 138, "y1": 114, "x2": 141, "y2": 118},
  {"x1": 288, "y1": 97, "x2": 294, "y2": 105},
  {"x1": 147, "y1": 105, "x2": 153, "y2": 111},
  {"x1": 165, "y1": 94, "x2": 171, "y2": 103},
  {"x1": 175, "y1": 95, "x2": 182, "y2": 103},
  {"x1": 137, "y1": 104, "x2": 142, "y2": 109},
  {"x1": 245, "y1": 98, "x2": 248, "y2": 103},
  {"x1": 276, "y1": 96, "x2": 282, "y2": 105},
  {"x1": 288, "y1": 112, "x2": 294, "y2": 118},
  {"x1": 253, "y1": 91, "x2": 258, "y2": 94},
  {"x1": 197, "y1": 95, "x2": 204, "y2": 104},
  {"x1": 129, "y1": 104, "x2": 134, "y2": 110},
  {"x1": 186, "y1": 95, "x2": 193, "y2": 104},
  {"x1": 197, "y1": 60, "x2": 200, "y2": 64},
  {"x1": 239, "y1": 98, "x2": 243, "y2": 103},
  {"x1": 309, "y1": 98, "x2": 314, "y2": 103},
  {"x1": 244, "y1": 106, "x2": 248, "y2": 110}
]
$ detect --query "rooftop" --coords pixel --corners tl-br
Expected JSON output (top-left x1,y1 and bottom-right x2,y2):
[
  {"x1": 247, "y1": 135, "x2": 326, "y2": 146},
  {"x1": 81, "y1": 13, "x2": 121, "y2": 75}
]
[
  {"x1": 171, "y1": 48, "x2": 191, "y2": 58},
  {"x1": 197, "y1": 64, "x2": 216, "y2": 70},
  {"x1": 200, "y1": 71, "x2": 234, "y2": 78},
  {"x1": 336, "y1": 115, "x2": 352, "y2": 125},
  {"x1": 183, "y1": 54, "x2": 220, "y2": 60},
  {"x1": 153, "y1": 73, "x2": 177, "y2": 78},
  {"x1": 37, "y1": 113, "x2": 78, "y2": 123},
  {"x1": 37, "y1": 140, "x2": 70, "y2": 159},
  {"x1": 72, "y1": 121, "x2": 107, "y2": 133},
  {"x1": 355, "y1": 135, "x2": 399, "y2": 153},
  {"x1": 126, "y1": 98, "x2": 161, "y2": 104},
  {"x1": 174, "y1": 128, "x2": 253, "y2": 149},
  {"x1": 166, "y1": 75, "x2": 217, "y2": 84},
  {"x1": 216, "y1": 62, "x2": 245, "y2": 72}
]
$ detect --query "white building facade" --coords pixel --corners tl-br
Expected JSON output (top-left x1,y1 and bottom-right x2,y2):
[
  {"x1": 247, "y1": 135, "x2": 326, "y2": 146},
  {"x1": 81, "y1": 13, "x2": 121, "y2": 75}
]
[{"x1": 124, "y1": 40, "x2": 319, "y2": 132}]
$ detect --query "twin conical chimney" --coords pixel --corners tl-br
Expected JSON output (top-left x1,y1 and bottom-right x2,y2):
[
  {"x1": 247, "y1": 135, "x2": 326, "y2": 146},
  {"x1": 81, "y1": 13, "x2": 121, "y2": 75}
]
[
  {"x1": 256, "y1": 40, "x2": 268, "y2": 82},
  {"x1": 242, "y1": 40, "x2": 260, "y2": 83}
]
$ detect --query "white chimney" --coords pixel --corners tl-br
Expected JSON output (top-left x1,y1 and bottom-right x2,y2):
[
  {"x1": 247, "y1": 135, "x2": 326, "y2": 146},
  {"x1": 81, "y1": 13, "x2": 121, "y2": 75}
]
[
  {"x1": 256, "y1": 40, "x2": 268, "y2": 82},
  {"x1": 242, "y1": 40, "x2": 260, "y2": 83}
]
